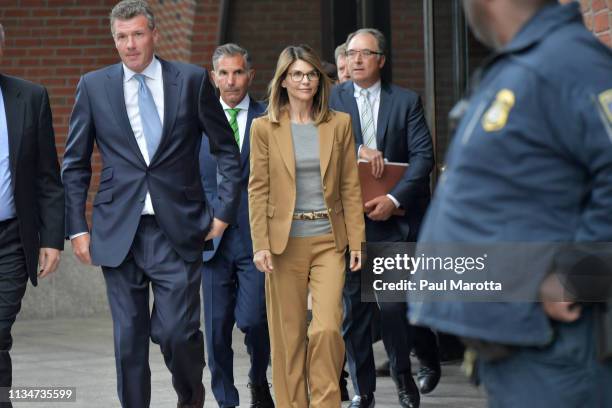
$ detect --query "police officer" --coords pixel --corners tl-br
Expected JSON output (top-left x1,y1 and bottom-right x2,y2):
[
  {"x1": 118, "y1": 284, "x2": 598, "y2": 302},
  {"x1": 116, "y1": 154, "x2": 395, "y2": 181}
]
[{"x1": 410, "y1": 0, "x2": 612, "y2": 407}]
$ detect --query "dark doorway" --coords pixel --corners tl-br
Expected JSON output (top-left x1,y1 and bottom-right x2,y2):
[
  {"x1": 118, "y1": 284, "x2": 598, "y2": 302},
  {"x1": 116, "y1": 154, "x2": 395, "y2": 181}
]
[
  {"x1": 322, "y1": 0, "x2": 392, "y2": 82},
  {"x1": 430, "y1": 0, "x2": 489, "y2": 177}
]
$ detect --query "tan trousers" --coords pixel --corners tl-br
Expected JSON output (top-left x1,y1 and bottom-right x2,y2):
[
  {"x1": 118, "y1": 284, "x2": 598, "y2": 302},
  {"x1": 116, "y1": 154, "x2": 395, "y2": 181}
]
[{"x1": 266, "y1": 234, "x2": 346, "y2": 408}]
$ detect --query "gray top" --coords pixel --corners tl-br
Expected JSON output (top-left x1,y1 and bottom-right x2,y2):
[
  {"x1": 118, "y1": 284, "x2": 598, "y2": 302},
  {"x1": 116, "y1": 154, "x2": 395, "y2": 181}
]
[{"x1": 289, "y1": 122, "x2": 332, "y2": 237}]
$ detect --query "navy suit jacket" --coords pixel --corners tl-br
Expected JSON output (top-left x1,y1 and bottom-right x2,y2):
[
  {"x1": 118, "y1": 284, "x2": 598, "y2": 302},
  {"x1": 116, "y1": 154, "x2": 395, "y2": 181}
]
[
  {"x1": 330, "y1": 81, "x2": 434, "y2": 241},
  {"x1": 200, "y1": 98, "x2": 266, "y2": 261},
  {"x1": 0, "y1": 74, "x2": 64, "y2": 285},
  {"x1": 62, "y1": 59, "x2": 241, "y2": 267}
]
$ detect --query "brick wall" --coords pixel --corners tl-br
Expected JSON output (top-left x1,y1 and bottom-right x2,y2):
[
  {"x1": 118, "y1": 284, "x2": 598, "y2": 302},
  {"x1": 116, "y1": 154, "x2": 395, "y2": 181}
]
[
  {"x1": 0, "y1": 0, "x2": 119, "y2": 214},
  {"x1": 390, "y1": 0, "x2": 425, "y2": 96},
  {"x1": 224, "y1": 0, "x2": 322, "y2": 100},
  {"x1": 562, "y1": 0, "x2": 612, "y2": 46},
  {"x1": 189, "y1": 0, "x2": 222, "y2": 70},
  {"x1": 152, "y1": 0, "x2": 196, "y2": 62}
]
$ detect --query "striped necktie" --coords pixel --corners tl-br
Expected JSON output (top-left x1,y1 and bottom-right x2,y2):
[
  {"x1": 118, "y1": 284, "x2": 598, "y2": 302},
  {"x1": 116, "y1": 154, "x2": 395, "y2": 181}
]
[
  {"x1": 359, "y1": 88, "x2": 376, "y2": 149},
  {"x1": 226, "y1": 108, "x2": 241, "y2": 146}
]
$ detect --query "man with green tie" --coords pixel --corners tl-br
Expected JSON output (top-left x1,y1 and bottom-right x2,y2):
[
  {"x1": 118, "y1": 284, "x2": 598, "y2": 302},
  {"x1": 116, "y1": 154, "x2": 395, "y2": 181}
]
[{"x1": 199, "y1": 43, "x2": 273, "y2": 408}]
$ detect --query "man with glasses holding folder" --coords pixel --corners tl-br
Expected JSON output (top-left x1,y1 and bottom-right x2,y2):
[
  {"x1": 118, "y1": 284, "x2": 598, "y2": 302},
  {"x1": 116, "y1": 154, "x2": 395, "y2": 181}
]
[{"x1": 330, "y1": 28, "x2": 439, "y2": 408}]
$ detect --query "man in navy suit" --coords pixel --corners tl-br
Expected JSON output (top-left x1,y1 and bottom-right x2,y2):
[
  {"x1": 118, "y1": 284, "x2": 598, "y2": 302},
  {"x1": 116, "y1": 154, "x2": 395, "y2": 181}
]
[
  {"x1": 61, "y1": 2, "x2": 241, "y2": 407},
  {"x1": 199, "y1": 43, "x2": 273, "y2": 408},
  {"x1": 0, "y1": 24, "x2": 64, "y2": 408},
  {"x1": 330, "y1": 28, "x2": 438, "y2": 408}
]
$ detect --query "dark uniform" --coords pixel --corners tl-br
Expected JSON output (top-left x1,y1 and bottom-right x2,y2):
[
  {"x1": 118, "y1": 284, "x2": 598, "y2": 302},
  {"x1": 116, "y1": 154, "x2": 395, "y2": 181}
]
[{"x1": 409, "y1": 3, "x2": 612, "y2": 407}]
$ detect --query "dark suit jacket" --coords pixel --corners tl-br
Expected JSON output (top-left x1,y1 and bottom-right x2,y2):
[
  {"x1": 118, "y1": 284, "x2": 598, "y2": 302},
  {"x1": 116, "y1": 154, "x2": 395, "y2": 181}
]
[
  {"x1": 330, "y1": 80, "x2": 434, "y2": 241},
  {"x1": 200, "y1": 98, "x2": 266, "y2": 261},
  {"x1": 62, "y1": 59, "x2": 241, "y2": 267},
  {"x1": 0, "y1": 74, "x2": 64, "y2": 285}
]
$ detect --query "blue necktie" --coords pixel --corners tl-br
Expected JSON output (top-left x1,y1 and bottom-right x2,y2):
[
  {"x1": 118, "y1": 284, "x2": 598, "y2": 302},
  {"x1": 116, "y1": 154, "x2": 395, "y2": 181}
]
[{"x1": 134, "y1": 74, "x2": 162, "y2": 160}]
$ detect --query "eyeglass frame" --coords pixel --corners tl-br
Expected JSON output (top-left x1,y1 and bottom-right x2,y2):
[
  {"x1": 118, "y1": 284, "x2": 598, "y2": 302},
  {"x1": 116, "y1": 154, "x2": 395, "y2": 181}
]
[
  {"x1": 286, "y1": 70, "x2": 321, "y2": 82},
  {"x1": 345, "y1": 49, "x2": 384, "y2": 60}
]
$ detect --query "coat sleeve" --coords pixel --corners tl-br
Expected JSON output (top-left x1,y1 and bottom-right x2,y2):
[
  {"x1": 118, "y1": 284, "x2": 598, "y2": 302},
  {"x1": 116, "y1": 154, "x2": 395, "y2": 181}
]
[
  {"x1": 198, "y1": 70, "x2": 241, "y2": 224},
  {"x1": 36, "y1": 86, "x2": 65, "y2": 249},
  {"x1": 248, "y1": 118, "x2": 271, "y2": 253},
  {"x1": 573, "y1": 88, "x2": 612, "y2": 242},
  {"x1": 389, "y1": 95, "x2": 434, "y2": 208},
  {"x1": 198, "y1": 134, "x2": 221, "y2": 213},
  {"x1": 61, "y1": 76, "x2": 95, "y2": 237},
  {"x1": 339, "y1": 115, "x2": 366, "y2": 251}
]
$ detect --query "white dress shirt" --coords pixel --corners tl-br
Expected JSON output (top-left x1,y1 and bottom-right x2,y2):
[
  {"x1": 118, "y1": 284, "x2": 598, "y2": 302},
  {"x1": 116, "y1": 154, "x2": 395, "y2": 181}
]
[
  {"x1": 70, "y1": 58, "x2": 165, "y2": 240},
  {"x1": 0, "y1": 86, "x2": 16, "y2": 221},
  {"x1": 219, "y1": 94, "x2": 250, "y2": 152},
  {"x1": 353, "y1": 80, "x2": 400, "y2": 208},
  {"x1": 123, "y1": 57, "x2": 165, "y2": 215}
]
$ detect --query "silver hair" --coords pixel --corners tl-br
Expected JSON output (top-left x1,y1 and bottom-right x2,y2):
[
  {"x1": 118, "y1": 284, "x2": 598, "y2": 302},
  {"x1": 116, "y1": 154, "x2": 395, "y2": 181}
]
[
  {"x1": 110, "y1": 0, "x2": 156, "y2": 36},
  {"x1": 346, "y1": 28, "x2": 386, "y2": 55},
  {"x1": 212, "y1": 43, "x2": 252, "y2": 71},
  {"x1": 334, "y1": 43, "x2": 347, "y2": 62}
]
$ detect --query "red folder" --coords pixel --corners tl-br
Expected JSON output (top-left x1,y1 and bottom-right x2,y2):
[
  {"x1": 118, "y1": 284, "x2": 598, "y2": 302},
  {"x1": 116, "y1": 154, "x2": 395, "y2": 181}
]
[{"x1": 358, "y1": 159, "x2": 408, "y2": 216}]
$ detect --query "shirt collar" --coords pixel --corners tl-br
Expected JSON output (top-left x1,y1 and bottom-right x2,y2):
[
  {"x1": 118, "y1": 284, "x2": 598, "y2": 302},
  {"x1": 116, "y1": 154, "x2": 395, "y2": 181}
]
[
  {"x1": 353, "y1": 80, "x2": 381, "y2": 99},
  {"x1": 219, "y1": 94, "x2": 250, "y2": 111},
  {"x1": 123, "y1": 56, "x2": 162, "y2": 83}
]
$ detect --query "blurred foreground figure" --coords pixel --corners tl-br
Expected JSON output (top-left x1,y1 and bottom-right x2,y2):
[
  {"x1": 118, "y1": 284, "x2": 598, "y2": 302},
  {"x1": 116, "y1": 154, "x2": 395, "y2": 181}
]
[{"x1": 410, "y1": 1, "x2": 612, "y2": 407}]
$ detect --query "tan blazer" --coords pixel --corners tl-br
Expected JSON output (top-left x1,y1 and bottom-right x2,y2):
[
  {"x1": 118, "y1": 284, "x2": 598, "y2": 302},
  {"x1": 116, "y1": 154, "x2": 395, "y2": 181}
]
[{"x1": 248, "y1": 110, "x2": 365, "y2": 255}]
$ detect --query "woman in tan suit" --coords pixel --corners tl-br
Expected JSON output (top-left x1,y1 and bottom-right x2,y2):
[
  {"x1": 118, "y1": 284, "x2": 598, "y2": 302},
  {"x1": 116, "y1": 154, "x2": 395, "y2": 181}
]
[{"x1": 248, "y1": 45, "x2": 365, "y2": 407}]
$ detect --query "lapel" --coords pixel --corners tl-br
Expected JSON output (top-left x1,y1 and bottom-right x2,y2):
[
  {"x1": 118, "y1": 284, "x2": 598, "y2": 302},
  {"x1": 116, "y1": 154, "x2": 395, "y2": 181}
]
[
  {"x1": 318, "y1": 116, "x2": 334, "y2": 182},
  {"x1": 339, "y1": 81, "x2": 362, "y2": 144},
  {"x1": 0, "y1": 75, "x2": 25, "y2": 179},
  {"x1": 241, "y1": 98, "x2": 262, "y2": 168},
  {"x1": 151, "y1": 59, "x2": 181, "y2": 164},
  {"x1": 376, "y1": 83, "x2": 392, "y2": 150},
  {"x1": 105, "y1": 63, "x2": 147, "y2": 168},
  {"x1": 272, "y1": 111, "x2": 295, "y2": 181}
]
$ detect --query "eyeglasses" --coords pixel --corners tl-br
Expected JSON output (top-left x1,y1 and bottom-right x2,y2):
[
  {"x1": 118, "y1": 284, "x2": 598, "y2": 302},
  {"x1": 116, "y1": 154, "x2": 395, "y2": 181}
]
[
  {"x1": 287, "y1": 70, "x2": 320, "y2": 82},
  {"x1": 346, "y1": 49, "x2": 383, "y2": 60}
]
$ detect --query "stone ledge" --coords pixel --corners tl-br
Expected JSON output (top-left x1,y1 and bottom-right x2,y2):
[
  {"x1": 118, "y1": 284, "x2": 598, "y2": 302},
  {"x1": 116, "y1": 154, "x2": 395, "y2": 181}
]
[{"x1": 19, "y1": 241, "x2": 110, "y2": 320}]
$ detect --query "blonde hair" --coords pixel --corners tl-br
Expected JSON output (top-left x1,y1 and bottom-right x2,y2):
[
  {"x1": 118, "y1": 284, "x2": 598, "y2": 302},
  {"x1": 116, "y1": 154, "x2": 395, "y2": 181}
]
[{"x1": 265, "y1": 45, "x2": 332, "y2": 125}]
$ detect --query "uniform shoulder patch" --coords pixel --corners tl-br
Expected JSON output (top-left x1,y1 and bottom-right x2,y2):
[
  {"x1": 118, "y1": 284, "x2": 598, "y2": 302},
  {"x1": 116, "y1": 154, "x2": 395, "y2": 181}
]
[
  {"x1": 482, "y1": 89, "x2": 515, "y2": 132},
  {"x1": 599, "y1": 89, "x2": 612, "y2": 124}
]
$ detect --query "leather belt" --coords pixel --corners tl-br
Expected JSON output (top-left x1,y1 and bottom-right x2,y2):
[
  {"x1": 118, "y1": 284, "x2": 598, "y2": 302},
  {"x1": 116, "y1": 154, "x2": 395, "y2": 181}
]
[{"x1": 292, "y1": 210, "x2": 329, "y2": 221}]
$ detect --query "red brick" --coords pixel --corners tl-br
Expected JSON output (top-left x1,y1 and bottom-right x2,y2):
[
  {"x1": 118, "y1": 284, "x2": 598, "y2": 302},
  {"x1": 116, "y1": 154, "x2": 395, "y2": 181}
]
[
  {"x1": 593, "y1": 0, "x2": 607, "y2": 12},
  {"x1": 20, "y1": 0, "x2": 48, "y2": 6},
  {"x1": 14, "y1": 38, "x2": 42, "y2": 47},
  {"x1": 35, "y1": 9, "x2": 61, "y2": 17},
  {"x1": 593, "y1": 10, "x2": 611, "y2": 32},
  {"x1": 43, "y1": 18, "x2": 75, "y2": 26},
  {"x1": 3, "y1": 8, "x2": 32, "y2": 17}
]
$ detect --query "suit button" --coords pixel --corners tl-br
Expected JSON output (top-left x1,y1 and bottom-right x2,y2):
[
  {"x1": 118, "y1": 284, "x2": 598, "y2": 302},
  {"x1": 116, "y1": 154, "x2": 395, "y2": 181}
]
[
  {"x1": 323, "y1": 185, "x2": 327, "y2": 191},
  {"x1": 328, "y1": 208, "x2": 332, "y2": 212}
]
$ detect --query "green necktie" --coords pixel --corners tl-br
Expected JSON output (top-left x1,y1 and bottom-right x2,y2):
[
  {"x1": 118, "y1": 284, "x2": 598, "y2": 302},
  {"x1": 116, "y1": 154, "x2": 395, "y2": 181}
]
[{"x1": 226, "y1": 108, "x2": 241, "y2": 146}]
